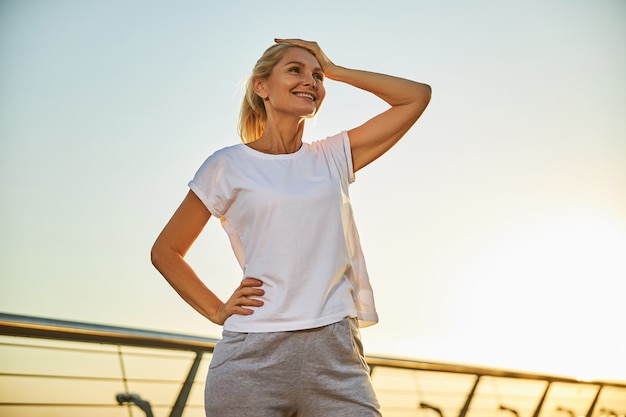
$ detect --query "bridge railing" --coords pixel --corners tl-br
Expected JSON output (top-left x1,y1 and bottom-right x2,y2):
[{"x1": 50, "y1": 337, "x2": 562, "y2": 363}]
[{"x1": 1, "y1": 312, "x2": 624, "y2": 417}]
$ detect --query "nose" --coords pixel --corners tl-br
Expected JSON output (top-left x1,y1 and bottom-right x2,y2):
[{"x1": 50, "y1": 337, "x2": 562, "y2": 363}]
[{"x1": 304, "y1": 73, "x2": 317, "y2": 88}]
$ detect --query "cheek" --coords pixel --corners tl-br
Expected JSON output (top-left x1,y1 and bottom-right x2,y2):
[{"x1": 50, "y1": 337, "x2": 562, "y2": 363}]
[{"x1": 317, "y1": 87, "x2": 327, "y2": 106}]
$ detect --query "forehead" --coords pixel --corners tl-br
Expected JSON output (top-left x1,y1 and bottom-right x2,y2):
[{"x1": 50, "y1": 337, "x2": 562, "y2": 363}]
[{"x1": 278, "y1": 47, "x2": 321, "y2": 68}]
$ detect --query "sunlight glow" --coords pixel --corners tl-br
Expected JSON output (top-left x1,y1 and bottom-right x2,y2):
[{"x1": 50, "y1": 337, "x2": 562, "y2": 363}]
[{"x1": 453, "y1": 207, "x2": 626, "y2": 379}]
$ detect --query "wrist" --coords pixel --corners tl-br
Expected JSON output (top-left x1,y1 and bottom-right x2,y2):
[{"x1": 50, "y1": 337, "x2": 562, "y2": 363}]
[
  {"x1": 207, "y1": 302, "x2": 226, "y2": 325},
  {"x1": 324, "y1": 64, "x2": 345, "y2": 81}
]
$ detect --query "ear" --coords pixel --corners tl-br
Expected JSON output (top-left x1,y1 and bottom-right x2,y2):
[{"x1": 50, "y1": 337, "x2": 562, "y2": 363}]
[{"x1": 252, "y1": 77, "x2": 268, "y2": 100}]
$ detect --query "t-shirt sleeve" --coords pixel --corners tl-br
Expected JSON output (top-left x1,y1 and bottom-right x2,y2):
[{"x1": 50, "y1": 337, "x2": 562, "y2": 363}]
[
  {"x1": 322, "y1": 131, "x2": 355, "y2": 184},
  {"x1": 341, "y1": 130, "x2": 355, "y2": 184},
  {"x1": 188, "y1": 149, "x2": 232, "y2": 218}
]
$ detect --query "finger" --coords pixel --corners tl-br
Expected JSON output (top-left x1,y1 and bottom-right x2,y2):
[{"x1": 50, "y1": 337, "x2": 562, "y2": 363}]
[
  {"x1": 221, "y1": 304, "x2": 254, "y2": 317},
  {"x1": 227, "y1": 296, "x2": 263, "y2": 315},
  {"x1": 240, "y1": 277, "x2": 263, "y2": 287},
  {"x1": 239, "y1": 288, "x2": 265, "y2": 298},
  {"x1": 237, "y1": 286, "x2": 263, "y2": 298},
  {"x1": 275, "y1": 38, "x2": 318, "y2": 52},
  {"x1": 238, "y1": 296, "x2": 264, "y2": 307},
  {"x1": 232, "y1": 289, "x2": 264, "y2": 305},
  {"x1": 233, "y1": 306, "x2": 255, "y2": 315},
  {"x1": 275, "y1": 38, "x2": 307, "y2": 45}
]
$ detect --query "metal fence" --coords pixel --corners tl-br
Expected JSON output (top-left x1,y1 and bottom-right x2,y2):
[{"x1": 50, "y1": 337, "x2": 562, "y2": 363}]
[{"x1": 1, "y1": 312, "x2": 624, "y2": 417}]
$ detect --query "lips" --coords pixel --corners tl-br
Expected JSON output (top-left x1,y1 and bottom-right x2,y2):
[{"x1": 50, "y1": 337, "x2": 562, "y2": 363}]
[{"x1": 294, "y1": 92, "x2": 315, "y2": 101}]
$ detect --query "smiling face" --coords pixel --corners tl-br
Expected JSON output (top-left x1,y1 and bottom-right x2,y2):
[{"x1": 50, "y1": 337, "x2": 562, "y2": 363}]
[{"x1": 254, "y1": 47, "x2": 326, "y2": 119}]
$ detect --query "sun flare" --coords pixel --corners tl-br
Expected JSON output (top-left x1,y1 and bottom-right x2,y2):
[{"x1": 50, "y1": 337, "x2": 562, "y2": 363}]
[{"x1": 452, "y1": 208, "x2": 626, "y2": 380}]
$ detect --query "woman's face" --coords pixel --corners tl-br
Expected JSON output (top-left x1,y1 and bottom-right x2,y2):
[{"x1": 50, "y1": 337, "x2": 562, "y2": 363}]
[{"x1": 257, "y1": 47, "x2": 326, "y2": 118}]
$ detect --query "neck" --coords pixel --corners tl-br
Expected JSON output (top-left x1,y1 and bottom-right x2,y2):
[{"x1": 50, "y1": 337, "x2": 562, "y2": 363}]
[{"x1": 250, "y1": 118, "x2": 306, "y2": 154}]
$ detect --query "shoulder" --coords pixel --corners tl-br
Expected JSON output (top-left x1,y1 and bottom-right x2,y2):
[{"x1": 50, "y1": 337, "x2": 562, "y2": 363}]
[
  {"x1": 192, "y1": 144, "x2": 247, "y2": 182},
  {"x1": 308, "y1": 131, "x2": 349, "y2": 153},
  {"x1": 308, "y1": 131, "x2": 354, "y2": 182},
  {"x1": 207, "y1": 143, "x2": 246, "y2": 161},
  {"x1": 197, "y1": 143, "x2": 247, "y2": 169}
]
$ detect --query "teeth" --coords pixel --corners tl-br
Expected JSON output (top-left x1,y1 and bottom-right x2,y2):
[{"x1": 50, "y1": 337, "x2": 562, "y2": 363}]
[{"x1": 295, "y1": 93, "x2": 315, "y2": 101}]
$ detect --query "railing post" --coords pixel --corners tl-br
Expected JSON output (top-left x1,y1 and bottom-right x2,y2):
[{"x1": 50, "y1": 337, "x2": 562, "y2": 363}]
[
  {"x1": 531, "y1": 381, "x2": 551, "y2": 417},
  {"x1": 585, "y1": 385, "x2": 603, "y2": 417},
  {"x1": 458, "y1": 375, "x2": 480, "y2": 417},
  {"x1": 169, "y1": 351, "x2": 204, "y2": 417}
]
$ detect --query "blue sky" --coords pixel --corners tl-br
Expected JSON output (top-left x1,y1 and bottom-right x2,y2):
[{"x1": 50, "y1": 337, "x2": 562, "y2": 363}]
[{"x1": 1, "y1": 0, "x2": 625, "y2": 381}]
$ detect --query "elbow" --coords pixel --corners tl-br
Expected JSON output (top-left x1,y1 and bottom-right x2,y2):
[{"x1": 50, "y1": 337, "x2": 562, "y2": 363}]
[
  {"x1": 150, "y1": 243, "x2": 161, "y2": 269},
  {"x1": 418, "y1": 82, "x2": 432, "y2": 105},
  {"x1": 414, "y1": 83, "x2": 432, "y2": 118},
  {"x1": 151, "y1": 238, "x2": 185, "y2": 274},
  {"x1": 401, "y1": 81, "x2": 431, "y2": 111},
  {"x1": 150, "y1": 240, "x2": 167, "y2": 271},
  {"x1": 406, "y1": 82, "x2": 432, "y2": 121}
]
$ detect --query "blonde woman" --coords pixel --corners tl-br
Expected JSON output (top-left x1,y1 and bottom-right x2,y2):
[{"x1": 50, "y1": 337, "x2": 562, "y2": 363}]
[{"x1": 152, "y1": 38, "x2": 431, "y2": 416}]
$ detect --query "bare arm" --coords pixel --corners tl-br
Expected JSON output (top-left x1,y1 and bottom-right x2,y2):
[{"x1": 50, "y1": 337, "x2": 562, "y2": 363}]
[
  {"x1": 276, "y1": 38, "x2": 431, "y2": 172},
  {"x1": 151, "y1": 190, "x2": 264, "y2": 325},
  {"x1": 332, "y1": 66, "x2": 431, "y2": 171}
]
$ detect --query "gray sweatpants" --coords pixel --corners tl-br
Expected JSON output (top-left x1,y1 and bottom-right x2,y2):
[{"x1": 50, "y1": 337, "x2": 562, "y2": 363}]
[{"x1": 204, "y1": 317, "x2": 382, "y2": 417}]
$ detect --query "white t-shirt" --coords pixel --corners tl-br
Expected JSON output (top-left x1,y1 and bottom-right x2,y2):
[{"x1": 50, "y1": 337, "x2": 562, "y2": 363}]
[{"x1": 189, "y1": 131, "x2": 378, "y2": 332}]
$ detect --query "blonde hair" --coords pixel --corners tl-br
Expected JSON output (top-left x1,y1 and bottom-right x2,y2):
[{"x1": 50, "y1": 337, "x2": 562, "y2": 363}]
[{"x1": 238, "y1": 43, "x2": 299, "y2": 143}]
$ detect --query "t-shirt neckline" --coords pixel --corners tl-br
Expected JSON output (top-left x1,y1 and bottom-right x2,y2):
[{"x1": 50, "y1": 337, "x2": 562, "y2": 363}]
[{"x1": 240, "y1": 142, "x2": 307, "y2": 159}]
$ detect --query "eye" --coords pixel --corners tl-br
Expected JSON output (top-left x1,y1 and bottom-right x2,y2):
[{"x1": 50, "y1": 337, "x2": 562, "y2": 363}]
[
  {"x1": 313, "y1": 72, "x2": 324, "y2": 81},
  {"x1": 289, "y1": 66, "x2": 301, "y2": 74}
]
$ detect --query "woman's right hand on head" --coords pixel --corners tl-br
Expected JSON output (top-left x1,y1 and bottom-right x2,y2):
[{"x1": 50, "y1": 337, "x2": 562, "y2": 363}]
[
  {"x1": 274, "y1": 38, "x2": 335, "y2": 74},
  {"x1": 213, "y1": 278, "x2": 264, "y2": 325}
]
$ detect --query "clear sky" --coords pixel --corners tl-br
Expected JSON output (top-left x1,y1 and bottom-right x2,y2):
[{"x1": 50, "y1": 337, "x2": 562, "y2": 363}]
[{"x1": 1, "y1": 0, "x2": 625, "y2": 382}]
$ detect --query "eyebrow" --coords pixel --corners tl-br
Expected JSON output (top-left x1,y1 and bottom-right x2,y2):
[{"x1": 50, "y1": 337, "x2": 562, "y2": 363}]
[{"x1": 283, "y1": 60, "x2": 323, "y2": 73}]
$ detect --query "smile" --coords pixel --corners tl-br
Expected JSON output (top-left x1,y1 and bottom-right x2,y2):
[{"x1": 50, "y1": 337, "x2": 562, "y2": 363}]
[{"x1": 294, "y1": 92, "x2": 315, "y2": 101}]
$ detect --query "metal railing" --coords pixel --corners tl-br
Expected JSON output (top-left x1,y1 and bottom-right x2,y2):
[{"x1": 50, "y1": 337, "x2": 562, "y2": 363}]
[{"x1": 1, "y1": 312, "x2": 625, "y2": 417}]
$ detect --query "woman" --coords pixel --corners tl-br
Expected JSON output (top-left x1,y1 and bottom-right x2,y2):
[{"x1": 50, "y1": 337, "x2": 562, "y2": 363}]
[{"x1": 151, "y1": 38, "x2": 431, "y2": 416}]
